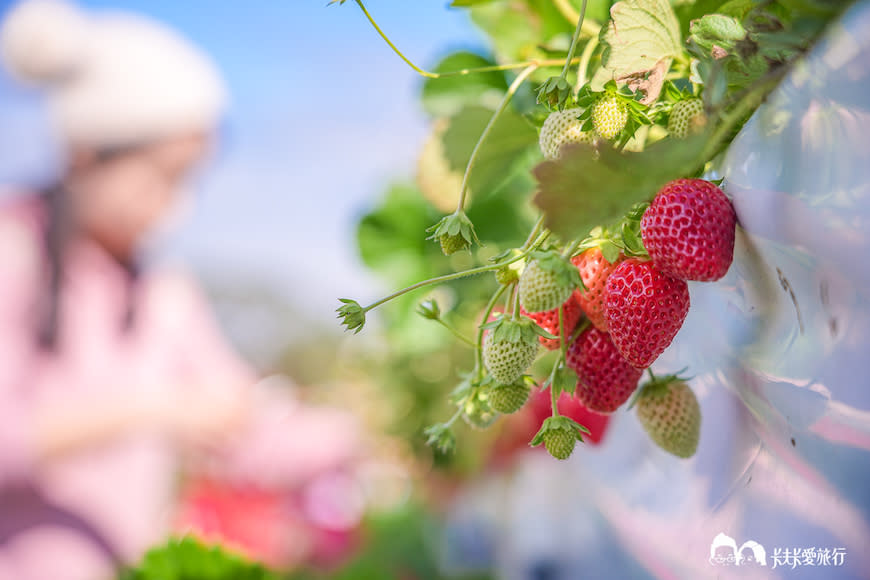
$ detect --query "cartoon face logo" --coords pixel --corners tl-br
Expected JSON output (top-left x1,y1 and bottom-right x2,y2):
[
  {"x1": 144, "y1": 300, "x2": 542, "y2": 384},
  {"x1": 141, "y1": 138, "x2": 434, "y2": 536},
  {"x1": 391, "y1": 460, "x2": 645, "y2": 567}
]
[{"x1": 709, "y1": 533, "x2": 767, "y2": 566}]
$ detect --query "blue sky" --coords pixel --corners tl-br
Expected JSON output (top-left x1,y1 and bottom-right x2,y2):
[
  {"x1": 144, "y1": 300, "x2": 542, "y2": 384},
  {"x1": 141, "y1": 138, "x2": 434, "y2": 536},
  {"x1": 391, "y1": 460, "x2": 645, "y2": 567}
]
[{"x1": 0, "y1": 0, "x2": 485, "y2": 325}]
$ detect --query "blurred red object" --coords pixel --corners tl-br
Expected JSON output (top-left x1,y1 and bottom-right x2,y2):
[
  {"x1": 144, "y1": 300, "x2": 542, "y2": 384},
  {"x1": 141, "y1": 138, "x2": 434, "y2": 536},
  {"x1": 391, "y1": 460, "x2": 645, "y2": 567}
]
[{"x1": 173, "y1": 476, "x2": 359, "y2": 571}]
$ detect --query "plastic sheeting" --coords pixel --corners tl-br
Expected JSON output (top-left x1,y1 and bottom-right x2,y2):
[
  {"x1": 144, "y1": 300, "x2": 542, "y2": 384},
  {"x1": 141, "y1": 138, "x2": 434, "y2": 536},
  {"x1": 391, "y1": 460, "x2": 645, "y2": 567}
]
[{"x1": 443, "y1": 2, "x2": 870, "y2": 579}]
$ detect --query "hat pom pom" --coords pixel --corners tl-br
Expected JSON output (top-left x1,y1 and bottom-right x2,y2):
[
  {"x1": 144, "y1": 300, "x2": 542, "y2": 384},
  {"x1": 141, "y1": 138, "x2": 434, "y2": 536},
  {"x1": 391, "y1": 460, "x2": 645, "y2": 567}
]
[{"x1": 1, "y1": 0, "x2": 89, "y2": 85}]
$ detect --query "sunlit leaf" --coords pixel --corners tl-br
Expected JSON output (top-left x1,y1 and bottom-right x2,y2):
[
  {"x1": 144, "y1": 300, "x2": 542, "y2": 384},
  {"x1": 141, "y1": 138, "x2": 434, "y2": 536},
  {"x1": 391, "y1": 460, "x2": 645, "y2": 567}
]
[
  {"x1": 532, "y1": 130, "x2": 712, "y2": 239},
  {"x1": 600, "y1": 0, "x2": 683, "y2": 101},
  {"x1": 441, "y1": 105, "x2": 538, "y2": 198}
]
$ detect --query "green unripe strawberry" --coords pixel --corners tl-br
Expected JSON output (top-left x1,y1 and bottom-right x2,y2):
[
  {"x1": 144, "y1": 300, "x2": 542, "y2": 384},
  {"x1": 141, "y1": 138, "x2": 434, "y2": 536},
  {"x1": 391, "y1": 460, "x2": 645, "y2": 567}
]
[
  {"x1": 488, "y1": 380, "x2": 531, "y2": 414},
  {"x1": 668, "y1": 98, "x2": 706, "y2": 138},
  {"x1": 481, "y1": 317, "x2": 543, "y2": 384},
  {"x1": 530, "y1": 416, "x2": 590, "y2": 460},
  {"x1": 635, "y1": 378, "x2": 701, "y2": 458},
  {"x1": 495, "y1": 265, "x2": 519, "y2": 285},
  {"x1": 539, "y1": 108, "x2": 594, "y2": 160},
  {"x1": 462, "y1": 390, "x2": 498, "y2": 430},
  {"x1": 426, "y1": 210, "x2": 479, "y2": 256},
  {"x1": 542, "y1": 426, "x2": 575, "y2": 459},
  {"x1": 591, "y1": 92, "x2": 629, "y2": 140},
  {"x1": 518, "y1": 251, "x2": 583, "y2": 313},
  {"x1": 439, "y1": 232, "x2": 468, "y2": 255}
]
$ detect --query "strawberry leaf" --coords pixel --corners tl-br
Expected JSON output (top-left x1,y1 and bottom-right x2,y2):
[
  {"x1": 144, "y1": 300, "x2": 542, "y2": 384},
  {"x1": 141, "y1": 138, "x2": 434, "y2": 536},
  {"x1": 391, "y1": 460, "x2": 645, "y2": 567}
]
[
  {"x1": 442, "y1": 105, "x2": 538, "y2": 198},
  {"x1": 530, "y1": 250, "x2": 584, "y2": 291},
  {"x1": 532, "y1": 129, "x2": 711, "y2": 240},
  {"x1": 600, "y1": 0, "x2": 683, "y2": 103}
]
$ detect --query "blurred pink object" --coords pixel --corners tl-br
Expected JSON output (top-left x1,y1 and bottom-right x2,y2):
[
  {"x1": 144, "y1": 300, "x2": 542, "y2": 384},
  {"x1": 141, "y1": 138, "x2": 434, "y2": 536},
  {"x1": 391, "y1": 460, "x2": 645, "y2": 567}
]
[{"x1": 0, "y1": 197, "x2": 256, "y2": 580}]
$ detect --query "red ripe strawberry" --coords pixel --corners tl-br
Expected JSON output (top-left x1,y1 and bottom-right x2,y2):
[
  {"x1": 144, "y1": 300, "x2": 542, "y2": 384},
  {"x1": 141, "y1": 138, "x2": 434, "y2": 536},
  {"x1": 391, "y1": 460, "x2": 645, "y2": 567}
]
[
  {"x1": 640, "y1": 178, "x2": 737, "y2": 281},
  {"x1": 520, "y1": 294, "x2": 583, "y2": 350},
  {"x1": 571, "y1": 248, "x2": 625, "y2": 331},
  {"x1": 565, "y1": 326, "x2": 642, "y2": 413},
  {"x1": 604, "y1": 259, "x2": 689, "y2": 368}
]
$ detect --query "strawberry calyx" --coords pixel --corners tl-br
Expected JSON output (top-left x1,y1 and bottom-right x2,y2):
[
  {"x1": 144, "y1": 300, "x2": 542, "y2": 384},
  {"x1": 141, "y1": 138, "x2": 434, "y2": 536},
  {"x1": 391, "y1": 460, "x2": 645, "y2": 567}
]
[
  {"x1": 336, "y1": 298, "x2": 366, "y2": 334},
  {"x1": 571, "y1": 205, "x2": 649, "y2": 264},
  {"x1": 543, "y1": 359, "x2": 579, "y2": 399},
  {"x1": 627, "y1": 367, "x2": 692, "y2": 410},
  {"x1": 530, "y1": 415, "x2": 591, "y2": 460},
  {"x1": 426, "y1": 210, "x2": 480, "y2": 255},
  {"x1": 536, "y1": 76, "x2": 574, "y2": 110},
  {"x1": 481, "y1": 311, "x2": 559, "y2": 343},
  {"x1": 527, "y1": 249, "x2": 584, "y2": 290},
  {"x1": 423, "y1": 423, "x2": 456, "y2": 454}
]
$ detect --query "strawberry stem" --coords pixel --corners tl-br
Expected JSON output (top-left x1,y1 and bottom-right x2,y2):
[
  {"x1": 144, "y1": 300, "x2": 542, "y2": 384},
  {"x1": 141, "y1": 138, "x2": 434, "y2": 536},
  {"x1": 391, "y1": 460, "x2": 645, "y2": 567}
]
[
  {"x1": 558, "y1": 0, "x2": 589, "y2": 80},
  {"x1": 358, "y1": 236, "x2": 546, "y2": 315},
  {"x1": 455, "y1": 64, "x2": 539, "y2": 213},
  {"x1": 510, "y1": 282, "x2": 521, "y2": 319},
  {"x1": 549, "y1": 364, "x2": 561, "y2": 418},
  {"x1": 558, "y1": 302, "x2": 568, "y2": 359},
  {"x1": 350, "y1": 1, "x2": 583, "y2": 80},
  {"x1": 433, "y1": 318, "x2": 476, "y2": 347},
  {"x1": 443, "y1": 407, "x2": 463, "y2": 429},
  {"x1": 552, "y1": 0, "x2": 599, "y2": 38}
]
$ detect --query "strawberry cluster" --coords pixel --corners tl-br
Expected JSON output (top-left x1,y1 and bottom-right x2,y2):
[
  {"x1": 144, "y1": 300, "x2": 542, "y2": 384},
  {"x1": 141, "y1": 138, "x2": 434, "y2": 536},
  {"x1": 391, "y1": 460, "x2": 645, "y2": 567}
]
[{"x1": 470, "y1": 176, "x2": 735, "y2": 460}]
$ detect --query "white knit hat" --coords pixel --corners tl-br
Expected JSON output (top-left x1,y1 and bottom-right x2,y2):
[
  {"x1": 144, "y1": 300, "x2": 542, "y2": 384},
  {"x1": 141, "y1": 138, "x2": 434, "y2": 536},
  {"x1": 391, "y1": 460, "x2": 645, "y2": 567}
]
[{"x1": 0, "y1": 0, "x2": 227, "y2": 147}]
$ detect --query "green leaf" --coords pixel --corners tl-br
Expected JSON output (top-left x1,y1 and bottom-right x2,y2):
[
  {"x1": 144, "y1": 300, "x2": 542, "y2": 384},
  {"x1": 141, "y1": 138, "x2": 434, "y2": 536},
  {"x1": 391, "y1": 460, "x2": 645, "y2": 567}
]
[
  {"x1": 421, "y1": 52, "x2": 509, "y2": 117},
  {"x1": 600, "y1": 0, "x2": 683, "y2": 90},
  {"x1": 122, "y1": 536, "x2": 277, "y2": 580},
  {"x1": 689, "y1": 14, "x2": 747, "y2": 56},
  {"x1": 442, "y1": 105, "x2": 538, "y2": 198},
  {"x1": 532, "y1": 130, "x2": 712, "y2": 240}
]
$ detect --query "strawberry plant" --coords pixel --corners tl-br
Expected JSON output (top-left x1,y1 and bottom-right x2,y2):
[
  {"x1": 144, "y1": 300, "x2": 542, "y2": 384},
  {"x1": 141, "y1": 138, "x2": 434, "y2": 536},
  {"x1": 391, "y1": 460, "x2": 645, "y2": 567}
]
[{"x1": 331, "y1": 0, "x2": 852, "y2": 460}]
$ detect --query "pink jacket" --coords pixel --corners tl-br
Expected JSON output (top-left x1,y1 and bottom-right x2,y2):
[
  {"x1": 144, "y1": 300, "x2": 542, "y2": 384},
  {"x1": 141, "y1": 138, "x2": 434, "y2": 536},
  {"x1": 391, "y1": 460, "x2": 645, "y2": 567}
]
[{"x1": 0, "y1": 196, "x2": 255, "y2": 580}]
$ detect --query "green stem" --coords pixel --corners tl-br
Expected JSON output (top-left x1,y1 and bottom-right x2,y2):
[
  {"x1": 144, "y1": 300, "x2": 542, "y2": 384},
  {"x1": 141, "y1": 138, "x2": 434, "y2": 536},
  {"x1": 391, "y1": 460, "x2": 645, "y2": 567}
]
[
  {"x1": 523, "y1": 215, "x2": 547, "y2": 250},
  {"x1": 361, "y1": 239, "x2": 543, "y2": 314},
  {"x1": 456, "y1": 64, "x2": 538, "y2": 212},
  {"x1": 559, "y1": 0, "x2": 589, "y2": 80},
  {"x1": 434, "y1": 318, "x2": 476, "y2": 347},
  {"x1": 558, "y1": 302, "x2": 568, "y2": 359},
  {"x1": 561, "y1": 236, "x2": 584, "y2": 258},
  {"x1": 552, "y1": 0, "x2": 600, "y2": 37},
  {"x1": 511, "y1": 283, "x2": 522, "y2": 319},
  {"x1": 352, "y1": 0, "x2": 574, "y2": 79},
  {"x1": 550, "y1": 361, "x2": 561, "y2": 417},
  {"x1": 443, "y1": 406, "x2": 463, "y2": 428}
]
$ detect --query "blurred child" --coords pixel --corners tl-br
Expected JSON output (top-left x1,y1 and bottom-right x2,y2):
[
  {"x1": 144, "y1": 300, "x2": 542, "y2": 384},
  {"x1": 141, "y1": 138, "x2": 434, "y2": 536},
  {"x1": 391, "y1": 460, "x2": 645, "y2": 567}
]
[{"x1": 0, "y1": 1, "x2": 360, "y2": 578}]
